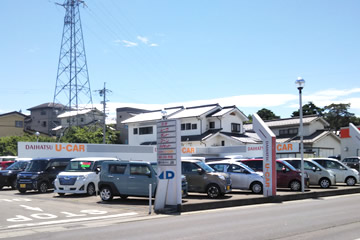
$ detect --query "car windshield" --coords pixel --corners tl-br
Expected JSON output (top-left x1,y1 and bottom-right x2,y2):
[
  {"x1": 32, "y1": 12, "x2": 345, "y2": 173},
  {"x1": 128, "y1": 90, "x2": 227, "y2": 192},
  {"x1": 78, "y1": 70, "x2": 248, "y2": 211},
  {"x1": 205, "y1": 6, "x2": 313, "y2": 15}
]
[
  {"x1": 65, "y1": 161, "x2": 95, "y2": 172},
  {"x1": 239, "y1": 163, "x2": 255, "y2": 173},
  {"x1": 6, "y1": 161, "x2": 28, "y2": 170},
  {"x1": 281, "y1": 161, "x2": 297, "y2": 171},
  {"x1": 151, "y1": 163, "x2": 158, "y2": 175},
  {"x1": 25, "y1": 160, "x2": 48, "y2": 172},
  {"x1": 196, "y1": 161, "x2": 214, "y2": 173}
]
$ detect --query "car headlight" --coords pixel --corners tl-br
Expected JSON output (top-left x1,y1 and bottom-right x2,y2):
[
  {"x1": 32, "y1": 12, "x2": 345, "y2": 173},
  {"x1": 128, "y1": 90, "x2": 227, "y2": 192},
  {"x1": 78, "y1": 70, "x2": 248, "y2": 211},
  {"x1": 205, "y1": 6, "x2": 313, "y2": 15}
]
[
  {"x1": 31, "y1": 174, "x2": 39, "y2": 179},
  {"x1": 218, "y1": 175, "x2": 225, "y2": 181},
  {"x1": 77, "y1": 176, "x2": 86, "y2": 181}
]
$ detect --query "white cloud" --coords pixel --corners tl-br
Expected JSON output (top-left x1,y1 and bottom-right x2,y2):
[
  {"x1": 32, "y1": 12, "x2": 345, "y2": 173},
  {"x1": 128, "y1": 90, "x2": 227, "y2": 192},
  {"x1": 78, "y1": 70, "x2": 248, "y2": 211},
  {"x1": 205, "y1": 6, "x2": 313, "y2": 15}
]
[
  {"x1": 137, "y1": 36, "x2": 149, "y2": 44},
  {"x1": 149, "y1": 43, "x2": 159, "y2": 47},
  {"x1": 122, "y1": 40, "x2": 138, "y2": 47}
]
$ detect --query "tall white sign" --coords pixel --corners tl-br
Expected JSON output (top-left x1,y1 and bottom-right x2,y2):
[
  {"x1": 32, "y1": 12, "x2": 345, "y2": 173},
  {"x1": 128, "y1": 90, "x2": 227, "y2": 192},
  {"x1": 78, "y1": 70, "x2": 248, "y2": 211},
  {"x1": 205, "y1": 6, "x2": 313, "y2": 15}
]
[
  {"x1": 349, "y1": 123, "x2": 360, "y2": 145},
  {"x1": 252, "y1": 114, "x2": 277, "y2": 197},
  {"x1": 154, "y1": 119, "x2": 182, "y2": 212}
]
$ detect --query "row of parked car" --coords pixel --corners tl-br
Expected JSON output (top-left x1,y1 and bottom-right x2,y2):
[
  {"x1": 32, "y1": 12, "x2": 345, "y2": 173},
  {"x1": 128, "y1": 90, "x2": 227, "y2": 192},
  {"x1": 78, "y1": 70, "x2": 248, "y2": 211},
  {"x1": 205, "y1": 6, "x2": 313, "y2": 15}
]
[{"x1": 0, "y1": 156, "x2": 359, "y2": 201}]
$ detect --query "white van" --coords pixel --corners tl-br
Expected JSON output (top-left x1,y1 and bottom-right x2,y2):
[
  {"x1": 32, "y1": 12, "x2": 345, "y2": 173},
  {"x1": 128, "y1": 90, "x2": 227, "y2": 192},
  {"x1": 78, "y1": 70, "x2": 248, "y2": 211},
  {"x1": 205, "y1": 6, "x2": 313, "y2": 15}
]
[{"x1": 54, "y1": 157, "x2": 118, "y2": 196}]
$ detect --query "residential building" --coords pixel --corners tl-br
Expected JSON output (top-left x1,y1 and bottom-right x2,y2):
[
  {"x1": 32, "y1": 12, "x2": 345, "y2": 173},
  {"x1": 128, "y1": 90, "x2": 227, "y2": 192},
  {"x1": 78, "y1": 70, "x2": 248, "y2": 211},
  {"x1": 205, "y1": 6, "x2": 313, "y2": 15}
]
[
  {"x1": 25, "y1": 103, "x2": 66, "y2": 135},
  {"x1": 244, "y1": 115, "x2": 341, "y2": 158},
  {"x1": 56, "y1": 108, "x2": 104, "y2": 130},
  {"x1": 121, "y1": 104, "x2": 251, "y2": 147},
  {"x1": 0, "y1": 111, "x2": 28, "y2": 137},
  {"x1": 116, "y1": 107, "x2": 150, "y2": 144}
]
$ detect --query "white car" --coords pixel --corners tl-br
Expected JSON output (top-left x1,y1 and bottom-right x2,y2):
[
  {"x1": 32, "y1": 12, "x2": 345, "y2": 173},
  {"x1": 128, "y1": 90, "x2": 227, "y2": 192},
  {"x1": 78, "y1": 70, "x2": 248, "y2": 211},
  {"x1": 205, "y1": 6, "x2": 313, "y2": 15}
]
[
  {"x1": 54, "y1": 157, "x2": 118, "y2": 196},
  {"x1": 309, "y1": 158, "x2": 360, "y2": 186},
  {"x1": 208, "y1": 161, "x2": 263, "y2": 194}
]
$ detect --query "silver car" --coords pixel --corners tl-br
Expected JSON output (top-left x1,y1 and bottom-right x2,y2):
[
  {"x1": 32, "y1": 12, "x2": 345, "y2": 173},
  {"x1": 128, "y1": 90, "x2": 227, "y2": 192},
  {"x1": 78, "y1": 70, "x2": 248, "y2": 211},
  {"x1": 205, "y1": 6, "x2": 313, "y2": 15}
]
[
  {"x1": 309, "y1": 158, "x2": 360, "y2": 186},
  {"x1": 208, "y1": 161, "x2": 263, "y2": 194},
  {"x1": 281, "y1": 158, "x2": 335, "y2": 188}
]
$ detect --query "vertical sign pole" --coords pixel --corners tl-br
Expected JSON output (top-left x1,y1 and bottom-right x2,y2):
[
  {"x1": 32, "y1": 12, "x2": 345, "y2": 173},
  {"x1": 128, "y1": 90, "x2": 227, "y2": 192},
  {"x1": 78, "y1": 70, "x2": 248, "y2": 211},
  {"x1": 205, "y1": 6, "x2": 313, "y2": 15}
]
[{"x1": 253, "y1": 114, "x2": 277, "y2": 197}]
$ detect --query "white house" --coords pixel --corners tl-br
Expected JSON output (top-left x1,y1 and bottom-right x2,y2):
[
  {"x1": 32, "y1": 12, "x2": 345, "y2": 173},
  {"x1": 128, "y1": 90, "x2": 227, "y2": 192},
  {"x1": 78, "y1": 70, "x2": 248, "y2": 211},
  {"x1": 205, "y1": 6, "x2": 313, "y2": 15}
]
[
  {"x1": 56, "y1": 108, "x2": 104, "y2": 129},
  {"x1": 121, "y1": 104, "x2": 252, "y2": 147},
  {"x1": 244, "y1": 115, "x2": 341, "y2": 158}
]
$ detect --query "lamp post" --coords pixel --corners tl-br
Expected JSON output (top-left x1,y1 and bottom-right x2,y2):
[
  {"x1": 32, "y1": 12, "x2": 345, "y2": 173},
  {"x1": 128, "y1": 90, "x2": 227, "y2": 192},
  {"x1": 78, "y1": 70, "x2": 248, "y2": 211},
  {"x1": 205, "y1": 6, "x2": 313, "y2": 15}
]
[
  {"x1": 35, "y1": 131, "x2": 40, "y2": 143},
  {"x1": 295, "y1": 77, "x2": 305, "y2": 193}
]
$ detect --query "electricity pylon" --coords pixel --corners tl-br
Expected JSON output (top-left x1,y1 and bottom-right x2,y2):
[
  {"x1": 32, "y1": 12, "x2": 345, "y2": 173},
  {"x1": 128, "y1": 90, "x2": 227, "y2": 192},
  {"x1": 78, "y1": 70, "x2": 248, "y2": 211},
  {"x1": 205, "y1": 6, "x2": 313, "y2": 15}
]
[{"x1": 53, "y1": 0, "x2": 93, "y2": 123}]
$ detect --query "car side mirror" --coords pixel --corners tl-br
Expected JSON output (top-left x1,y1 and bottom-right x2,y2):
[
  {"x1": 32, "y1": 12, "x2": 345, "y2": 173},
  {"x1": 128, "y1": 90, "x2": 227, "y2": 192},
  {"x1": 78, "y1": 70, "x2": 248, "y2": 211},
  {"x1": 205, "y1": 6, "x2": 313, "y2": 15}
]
[
  {"x1": 312, "y1": 167, "x2": 316, "y2": 172},
  {"x1": 95, "y1": 167, "x2": 101, "y2": 174},
  {"x1": 282, "y1": 167, "x2": 287, "y2": 173},
  {"x1": 197, "y1": 168, "x2": 204, "y2": 174},
  {"x1": 146, "y1": 172, "x2": 152, "y2": 178}
]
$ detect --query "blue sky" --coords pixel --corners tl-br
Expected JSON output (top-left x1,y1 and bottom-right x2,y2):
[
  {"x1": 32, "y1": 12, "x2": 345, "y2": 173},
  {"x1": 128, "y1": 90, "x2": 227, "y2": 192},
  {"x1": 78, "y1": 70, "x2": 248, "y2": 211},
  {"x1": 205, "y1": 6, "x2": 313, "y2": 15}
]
[{"x1": 1, "y1": 0, "x2": 360, "y2": 122}]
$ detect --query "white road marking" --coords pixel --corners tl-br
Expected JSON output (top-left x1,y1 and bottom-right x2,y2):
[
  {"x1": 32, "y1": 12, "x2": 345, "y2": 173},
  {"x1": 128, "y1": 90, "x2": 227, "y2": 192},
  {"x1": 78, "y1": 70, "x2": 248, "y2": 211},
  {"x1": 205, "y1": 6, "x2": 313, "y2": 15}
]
[
  {"x1": 19, "y1": 205, "x2": 43, "y2": 212},
  {"x1": 7, "y1": 212, "x2": 138, "y2": 228},
  {"x1": 0, "y1": 199, "x2": 31, "y2": 202}
]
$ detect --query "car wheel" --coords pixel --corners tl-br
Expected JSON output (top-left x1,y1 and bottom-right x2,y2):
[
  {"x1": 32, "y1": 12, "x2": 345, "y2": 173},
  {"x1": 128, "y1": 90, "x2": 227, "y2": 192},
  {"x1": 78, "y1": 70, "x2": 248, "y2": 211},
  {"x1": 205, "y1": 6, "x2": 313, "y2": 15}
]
[
  {"x1": 290, "y1": 180, "x2": 301, "y2": 191},
  {"x1": 319, "y1": 178, "x2": 331, "y2": 188},
  {"x1": 250, "y1": 181, "x2": 263, "y2": 194},
  {"x1": 206, "y1": 184, "x2": 221, "y2": 198},
  {"x1": 18, "y1": 189, "x2": 26, "y2": 193},
  {"x1": 346, "y1": 176, "x2": 356, "y2": 186},
  {"x1": 87, "y1": 183, "x2": 96, "y2": 196},
  {"x1": 11, "y1": 179, "x2": 17, "y2": 190},
  {"x1": 58, "y1": 193, "x2": 65, "y2": 197},
  {"x1": 100, "y1": 186, "x2": 113, "y2": 201},
  {"x1": 38, "y1": 182, "x2": 48, "y2": 193}
]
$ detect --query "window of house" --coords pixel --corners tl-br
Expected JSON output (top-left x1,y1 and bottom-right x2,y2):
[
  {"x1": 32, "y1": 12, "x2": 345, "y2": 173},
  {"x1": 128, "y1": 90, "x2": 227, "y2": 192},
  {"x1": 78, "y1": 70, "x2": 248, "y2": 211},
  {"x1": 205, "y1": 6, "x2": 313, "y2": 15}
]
[
  {"x1": 133, "y1": 128, "x2": 138, "y2": 134},
  {"x1": 186, "y1": 123, "x2": 191, "y2": 130},
  {"x1": 221, "y1": 140, "x2": 225, "y2": 146},
  {"x1": 67, "y1": 119, "x2": 70, "y2": 123},
  {"x1": 15, "y1": 121, "x2": 23, "y2": 128},
  {"x1": 288, "y1": 128, "x2": 298, "y2": 134},
  {"x1": 231, "y1": 123, "x2": 241, "y2": 133},
  {"x1": 80, "y1": 118, "x2": 84, "y2": 122},
  {"x1": 209, "y1": 121, "x2": 215, "y2": 129},
  {"x1": 279, "y1": 128, "x2": 298, "y2": 135},
  {"x1": 139, "y1": 126, "x2": 153, "y2": 135},
  {"x1": 40, "y1": 110, "x2": 46, "y2": 116},
  {"x1": 181, "y1": 124, "x2": 185, "y2": 130},
  {"x1": 42, "y1": 121, "x2": 47, "y2": 127},
  {"x1": 192, "y1": 124, "x2": 197, "y2": 130}
]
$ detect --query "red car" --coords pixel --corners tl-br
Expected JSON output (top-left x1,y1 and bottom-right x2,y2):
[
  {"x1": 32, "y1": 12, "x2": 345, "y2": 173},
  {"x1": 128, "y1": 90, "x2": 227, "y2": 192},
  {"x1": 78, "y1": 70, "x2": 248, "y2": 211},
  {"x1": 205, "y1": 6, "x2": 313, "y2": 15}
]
[
  {"x1": 239, "y1": 159, "x2": 309, "y2": 191},
  {"x1": 0, "y1": 161, "x2": 15, "y2": 170}
]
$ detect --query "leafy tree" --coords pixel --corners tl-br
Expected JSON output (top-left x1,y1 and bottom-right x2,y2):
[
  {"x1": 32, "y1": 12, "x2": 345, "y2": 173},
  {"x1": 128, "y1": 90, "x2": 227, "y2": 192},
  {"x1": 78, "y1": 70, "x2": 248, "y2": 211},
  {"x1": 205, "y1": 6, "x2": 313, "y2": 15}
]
[
  {"x1": 323, "y1": 103, "x2": 355, "y2": 131},
  {"x1": 245, "y1": 114, "x2": 253, "y2": 124},
  {"x1": 0, "y1": 134, "x2": 55, "y2": 155},
  {"x1": 256, "y1": 108, "x2": 280, "y2": 121},
  {"x1": 60, "y1": 126, "x2": 120, "y2": 144},
  {"x1": 292, "y1": 101, "x2": 324, "y2": 117}
]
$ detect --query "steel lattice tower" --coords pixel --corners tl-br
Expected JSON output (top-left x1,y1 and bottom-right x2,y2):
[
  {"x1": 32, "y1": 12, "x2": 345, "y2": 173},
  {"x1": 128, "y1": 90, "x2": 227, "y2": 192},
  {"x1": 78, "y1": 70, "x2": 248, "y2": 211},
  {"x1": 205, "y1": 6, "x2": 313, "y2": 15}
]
[{"x1": 53, "y1": 0, "x2": 93, "y2": 115}]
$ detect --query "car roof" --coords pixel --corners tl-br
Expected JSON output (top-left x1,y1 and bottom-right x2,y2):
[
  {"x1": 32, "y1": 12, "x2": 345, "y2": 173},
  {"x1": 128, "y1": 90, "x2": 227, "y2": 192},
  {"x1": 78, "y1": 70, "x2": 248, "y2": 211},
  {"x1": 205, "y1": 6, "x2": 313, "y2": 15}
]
[{"x1": 71, "y1": 157, "x2": 119, "y2": 162}]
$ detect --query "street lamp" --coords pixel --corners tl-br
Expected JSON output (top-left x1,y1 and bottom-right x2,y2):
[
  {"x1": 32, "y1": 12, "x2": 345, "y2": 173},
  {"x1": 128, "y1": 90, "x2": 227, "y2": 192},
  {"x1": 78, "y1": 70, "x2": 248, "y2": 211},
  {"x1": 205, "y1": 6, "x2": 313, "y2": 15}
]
[
  {"x1": 35, "y1": 131, "x2": 40, "y2": 143},
  {"x1": 295, "y1": 77, "x2": 305, "y2": 193}
]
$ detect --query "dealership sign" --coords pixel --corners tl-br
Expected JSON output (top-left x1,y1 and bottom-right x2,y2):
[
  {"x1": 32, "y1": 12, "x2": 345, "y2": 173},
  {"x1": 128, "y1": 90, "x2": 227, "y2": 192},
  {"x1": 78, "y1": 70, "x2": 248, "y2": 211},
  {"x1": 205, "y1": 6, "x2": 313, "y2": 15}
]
[
  {"x1": 349, "y1": 123, "x2": 360, "y2": 146},
  {"x1": 252, "y1": 114, "x2": 276, "y2": 197}
]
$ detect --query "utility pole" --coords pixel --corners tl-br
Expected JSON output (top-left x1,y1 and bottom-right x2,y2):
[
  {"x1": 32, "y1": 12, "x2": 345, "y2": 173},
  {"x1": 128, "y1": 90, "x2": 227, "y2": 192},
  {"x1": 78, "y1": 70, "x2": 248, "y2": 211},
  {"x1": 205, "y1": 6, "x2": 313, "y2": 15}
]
[{"x1": 95, "y1": 83, "x2": 111, "y2": 144}]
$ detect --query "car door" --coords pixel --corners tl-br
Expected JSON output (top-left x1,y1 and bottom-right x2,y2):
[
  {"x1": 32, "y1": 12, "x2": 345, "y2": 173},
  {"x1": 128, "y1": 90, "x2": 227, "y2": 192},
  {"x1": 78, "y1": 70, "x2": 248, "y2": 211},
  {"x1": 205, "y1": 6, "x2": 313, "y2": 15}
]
[
  {"x1": 107, "y1": 163, "x2": 128, "y2": 194},
  {"x1": 229, "y1": 164, "x2": 250, "y2": 189},
  {"x1": 128, "y1": 164, "x2": 156, "y2": 196},
  {"x1": 325, "y1": 160, "x2": 347, "y2": 182},
  {"x1": 276, "y1": 162, "x2": 291, "y2": 188},
  {"x1": 303, "y1": 161, "x2": 320, "y2": 185},
  {"x1": 182, "y1": 162, "x2": 204, "y2": 192}
]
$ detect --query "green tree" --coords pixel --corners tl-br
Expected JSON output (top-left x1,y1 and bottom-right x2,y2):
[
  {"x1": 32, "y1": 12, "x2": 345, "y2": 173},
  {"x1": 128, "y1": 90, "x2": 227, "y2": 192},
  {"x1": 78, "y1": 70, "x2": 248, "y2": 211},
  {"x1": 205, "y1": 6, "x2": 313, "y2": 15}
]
[
  {"x1": 257, "y1": 108, "x2": 280, "y2": 121},
  {"x1": 60, "y1": 126, "x2": 120, "y2": 144},
  {"x1": 292, "y1": 101, "x2": 323, "y2": 117},
  {"x1": 323, "y1": 103, "x2": 355, "y2": 131},
  {"x1": 0, "y1": 134, "x2": 55, "y2": 155}
]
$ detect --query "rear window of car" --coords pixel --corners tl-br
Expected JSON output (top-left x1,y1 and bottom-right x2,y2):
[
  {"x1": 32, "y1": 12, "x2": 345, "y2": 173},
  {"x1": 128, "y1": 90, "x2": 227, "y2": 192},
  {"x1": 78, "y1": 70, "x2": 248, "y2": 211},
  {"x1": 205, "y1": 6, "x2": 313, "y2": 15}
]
[{"x1": 109, "y1": 164, "x2": 127, "y2": 174}]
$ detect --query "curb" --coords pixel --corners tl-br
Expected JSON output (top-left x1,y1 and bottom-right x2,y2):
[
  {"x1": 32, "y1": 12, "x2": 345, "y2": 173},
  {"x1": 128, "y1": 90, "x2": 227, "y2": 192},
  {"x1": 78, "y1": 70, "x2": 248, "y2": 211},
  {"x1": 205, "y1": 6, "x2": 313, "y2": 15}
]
[{"x1": 181, "y1": 187, "x2": 360, "y2": 212}]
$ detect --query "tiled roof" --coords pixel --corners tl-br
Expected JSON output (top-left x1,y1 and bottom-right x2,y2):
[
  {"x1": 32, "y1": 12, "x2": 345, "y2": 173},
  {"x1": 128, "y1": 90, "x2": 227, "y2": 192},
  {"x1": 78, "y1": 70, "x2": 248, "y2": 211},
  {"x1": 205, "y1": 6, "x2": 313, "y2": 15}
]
[
  {"x1": 57, "y1": 109, "x2": 103, "y2": 118},
  {"x1": 0, "y1": 111, "x2": 28, "y2": 118},
  {"x1": 27, "y1": 102, "x2": 66, "y2": 111},
  {"x1": 169, "y1": 104, "x2": 220, "y2": 119},
  {"x1": 244, "y1": 115, "x2": 329, "y2": 130},
  {"x1": 122, "y1": 107, "x2": 183, "y2": 124}
]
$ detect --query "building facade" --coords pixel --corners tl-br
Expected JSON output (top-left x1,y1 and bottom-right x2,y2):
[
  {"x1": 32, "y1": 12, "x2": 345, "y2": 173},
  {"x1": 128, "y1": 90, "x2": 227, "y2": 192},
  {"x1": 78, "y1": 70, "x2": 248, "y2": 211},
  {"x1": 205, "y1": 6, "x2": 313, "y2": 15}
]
[
  {"x1": 340, "y1": 126, "x2": 360, "y2": 159},
  {"x1": 0, "y1": 111, "x2": 27, "y2": 137}
]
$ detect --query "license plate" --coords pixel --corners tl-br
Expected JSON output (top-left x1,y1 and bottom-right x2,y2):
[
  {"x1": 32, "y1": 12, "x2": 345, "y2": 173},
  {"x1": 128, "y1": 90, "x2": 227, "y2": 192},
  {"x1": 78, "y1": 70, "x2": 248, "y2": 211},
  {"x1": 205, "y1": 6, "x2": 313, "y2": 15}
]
[{"x1": 20, "y1": 184, "x2": 26, "y2": 188}]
